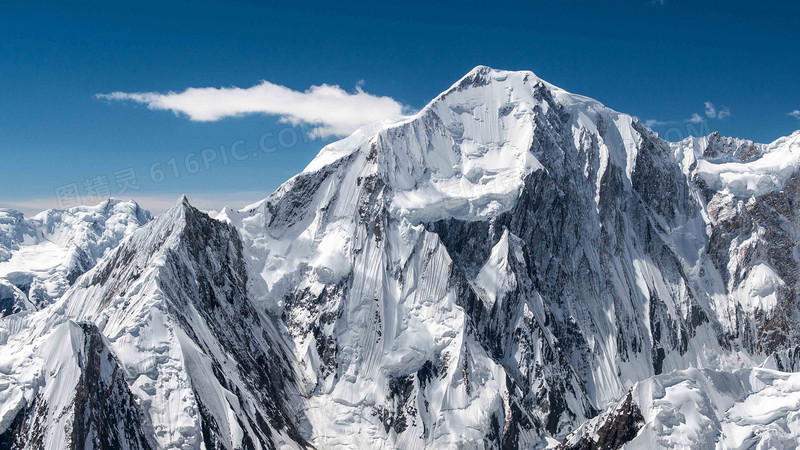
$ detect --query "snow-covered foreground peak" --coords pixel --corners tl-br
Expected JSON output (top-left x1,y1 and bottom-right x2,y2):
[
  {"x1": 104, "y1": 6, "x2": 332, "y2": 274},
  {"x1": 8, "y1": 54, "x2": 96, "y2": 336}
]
[
  {"x1": 0, "y1": 320, "x2": 151, "y2": 449},
  {"x1": 297, "y1": 66, "x2": 643, "y2": 224},
  {"x1": 0, "y1": 199, "x2": 150, "y2": 315},
  {"x1": 221, "y1": 66, "x2": 800, "y2": 448}
]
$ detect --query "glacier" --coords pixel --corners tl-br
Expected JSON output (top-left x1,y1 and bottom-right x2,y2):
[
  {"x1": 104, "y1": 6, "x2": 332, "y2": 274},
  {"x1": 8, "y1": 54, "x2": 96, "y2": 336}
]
[{"x1": 2, "y1": 66, "x2": 800, "y2": 448}]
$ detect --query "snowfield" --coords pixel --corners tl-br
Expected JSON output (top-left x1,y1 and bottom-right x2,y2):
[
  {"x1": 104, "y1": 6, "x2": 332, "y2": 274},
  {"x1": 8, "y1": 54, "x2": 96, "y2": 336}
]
[{"x1": 2, "y1": 66, "x2": 800, "y2": 449}]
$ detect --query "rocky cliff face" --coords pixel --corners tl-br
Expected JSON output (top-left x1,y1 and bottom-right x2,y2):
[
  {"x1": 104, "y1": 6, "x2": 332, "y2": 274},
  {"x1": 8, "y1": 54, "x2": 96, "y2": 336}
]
[
  {"x1": 0, "y1": 321, "x2": 151, "y2": 450},
  {"x1": 0, "y1": 199, "x2": 308, "y2": 449},
  {"x1": 675, "y1": 132, "x2": 800, "y2": 355},
  {"x1": 2, "y1": 67, "x2": 800, "y2": 448}
]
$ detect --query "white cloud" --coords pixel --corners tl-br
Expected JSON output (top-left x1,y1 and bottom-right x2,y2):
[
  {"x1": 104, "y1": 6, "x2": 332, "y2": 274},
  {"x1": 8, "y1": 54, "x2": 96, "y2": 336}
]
[
  {"x1": 789, "y1": 110, "x2": 800, "y2": 120},
  {"x1": 703, "y1": 101, "x2": 731, "y2": 120},
  {"x1": 644, "y1": 119, "x2": 661, "y2": 127},
  {"x1": 643, "y1": 117, "x2": 685, "y2": 127},
  {"x1": 645, "y1": 101, "x2": 731, "y2": 129},
  {"x1": 688, "y1": 113, "x2": 704, "y2": 123},
  {"x1": 97, "y1": 80, "x2": 409, "y2": 138},
  {"x1": 704, "y1": 101, "x2": 716, "y2": 118}
]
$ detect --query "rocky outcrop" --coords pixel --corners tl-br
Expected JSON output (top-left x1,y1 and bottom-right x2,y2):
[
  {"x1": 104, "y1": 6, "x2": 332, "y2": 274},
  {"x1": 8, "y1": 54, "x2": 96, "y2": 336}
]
[{"x1": 0, "y1": 321, "x2": 151, "y2": 450}]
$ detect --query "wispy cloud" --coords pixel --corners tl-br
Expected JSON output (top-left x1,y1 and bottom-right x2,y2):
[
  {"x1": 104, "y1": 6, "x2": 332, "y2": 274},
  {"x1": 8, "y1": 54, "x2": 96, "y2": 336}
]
[
  {"x1": 97, "y1": 80, "x2": 409, "y2": 138},
  {"x1": 644, "y1": 113, "x2": 703, "y2": 128},
  {"x1": 645, "y1": 101, "x2": 730, "y2": 128},
  {"x1": 789, "y1": 110, "x2": 800, "y2": 120},
  {"x1": 704, "y1": 101, "x2": 730, "y2": 119},
  {"x1": 644, "y1": 119, "x2": 660, "y2": 127},
  {"x1": 688, "y1": 113, "x2": 704, "y2": 123},
  {"x1": 704, "y1": 102, "x2": 716, "y2": 118}
]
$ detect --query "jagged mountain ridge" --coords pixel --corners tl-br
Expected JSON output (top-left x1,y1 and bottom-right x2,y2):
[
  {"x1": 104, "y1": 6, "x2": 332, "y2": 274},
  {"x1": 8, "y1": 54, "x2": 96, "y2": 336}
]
[
  {"x1": 2, "y1": 66, "x2": 800, "y2": 448},
  {"x1": 0, "y1": 198, "x2": 308, "y2": 449}
]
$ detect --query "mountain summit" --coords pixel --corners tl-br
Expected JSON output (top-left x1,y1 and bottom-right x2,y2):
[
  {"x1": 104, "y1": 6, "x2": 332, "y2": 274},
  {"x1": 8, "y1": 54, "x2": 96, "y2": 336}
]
[{"x1": 3, "y1": 67, "x2": 800, "y2": 449}]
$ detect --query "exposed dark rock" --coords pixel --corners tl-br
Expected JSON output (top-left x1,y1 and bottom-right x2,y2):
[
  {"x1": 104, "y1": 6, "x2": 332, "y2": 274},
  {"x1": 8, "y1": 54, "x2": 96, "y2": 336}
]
[{"x1": 558, "y1": 392, "x2": 644, "y2": 450}]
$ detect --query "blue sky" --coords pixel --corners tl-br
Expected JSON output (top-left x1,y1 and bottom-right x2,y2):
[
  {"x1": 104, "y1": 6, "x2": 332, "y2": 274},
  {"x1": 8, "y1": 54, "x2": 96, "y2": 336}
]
[{"x1": 2, "y1": 0, "x2": 798, "y2": 214}]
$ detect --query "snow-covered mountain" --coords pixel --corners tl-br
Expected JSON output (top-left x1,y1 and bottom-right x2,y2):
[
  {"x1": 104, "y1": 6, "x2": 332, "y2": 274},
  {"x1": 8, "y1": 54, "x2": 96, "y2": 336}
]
[
  {"x1": 0, "y1": 198, "x2": 308, "y2": 449},
  {"x1": 2, "y1": 66, "x2": 800, "y2": 449}
]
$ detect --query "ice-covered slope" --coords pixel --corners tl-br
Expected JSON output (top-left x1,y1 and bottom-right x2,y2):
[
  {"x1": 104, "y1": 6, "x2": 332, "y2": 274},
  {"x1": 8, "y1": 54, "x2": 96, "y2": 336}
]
[
  {"x1": 220, "y1": 66, "x2": 800, "y2": 447},
  {"x1": 0, "y1": 199, "x2": 151, "y2": 314}
]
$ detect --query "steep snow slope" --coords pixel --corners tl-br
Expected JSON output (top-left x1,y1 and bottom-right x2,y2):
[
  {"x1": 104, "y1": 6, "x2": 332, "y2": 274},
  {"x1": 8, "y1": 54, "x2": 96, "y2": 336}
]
[
  {"x1": 218, "y1": 66, "x2": 794, "y2": 447},
  {"x1": 0, "y1": 321, "x2": 151, "y2": 449},
  {"x1": 0, "y1": 198, "x2": 308, "y2": 449},
  {"x1": 0, "y1": 199, "x2": 150, "y2": 314}
]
